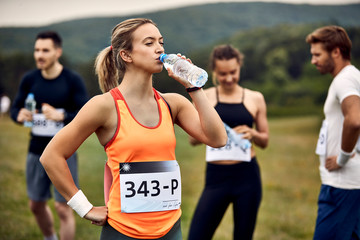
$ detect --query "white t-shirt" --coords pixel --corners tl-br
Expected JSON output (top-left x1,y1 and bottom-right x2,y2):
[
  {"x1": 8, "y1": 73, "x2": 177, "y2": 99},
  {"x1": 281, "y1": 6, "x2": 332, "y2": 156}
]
[
  {"x1": 319, "y1": 65, "x2": 360, "y2": 189},
  {"x1": 0, "y1": 95, "x2": 10, "y2": 113}
]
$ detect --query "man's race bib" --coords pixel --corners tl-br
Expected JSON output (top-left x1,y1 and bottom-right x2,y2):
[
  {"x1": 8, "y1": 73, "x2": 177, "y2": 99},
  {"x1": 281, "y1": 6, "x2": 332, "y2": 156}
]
[
  {"x1": 206, "y1": 138, "x2": 251, "y2": 162},
  {"x1": 31, "y1": 109, "x2": 65, "y2": 137},
  {"x1": 119, "y1": 160, "x2": 181, "y2": 213},
  {"x1": 316, "y1": 120, "x2": 327, "y2": 156}
]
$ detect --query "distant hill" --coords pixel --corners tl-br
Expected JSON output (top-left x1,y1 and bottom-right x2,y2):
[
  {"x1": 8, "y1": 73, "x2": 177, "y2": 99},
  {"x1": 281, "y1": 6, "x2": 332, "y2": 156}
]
[{"x1": 0, "y1": 2, "x2": 359, "y2": 63}]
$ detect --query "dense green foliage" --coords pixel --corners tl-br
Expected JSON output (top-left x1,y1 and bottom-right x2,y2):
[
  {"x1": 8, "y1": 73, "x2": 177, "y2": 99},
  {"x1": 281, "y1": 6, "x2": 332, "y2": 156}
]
[{"x1": 1, "y1": 2, "x2": 359, "y2": 116}]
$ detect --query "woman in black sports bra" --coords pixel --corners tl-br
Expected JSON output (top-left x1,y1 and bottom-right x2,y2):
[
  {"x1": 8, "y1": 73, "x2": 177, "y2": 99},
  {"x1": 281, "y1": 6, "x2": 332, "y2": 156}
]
[{"x1": 188, "y1": 45, "x2": 269, "y2": 240}]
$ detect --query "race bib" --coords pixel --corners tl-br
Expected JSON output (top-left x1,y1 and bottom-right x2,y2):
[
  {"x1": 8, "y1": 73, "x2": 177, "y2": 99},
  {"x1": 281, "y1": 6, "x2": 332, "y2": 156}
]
[
  {"x1": 315, "y1": 120, "x2": 327, "y2": 156},
  {"x1": 206, "y1": 138, "x2": 251, "y2": 162},
  {"x1": 119, "y1": 160, "x2": 181, "y2": 213},
  {"x1": 31, "y1": 109, "x2": 65, "y2": 137}
]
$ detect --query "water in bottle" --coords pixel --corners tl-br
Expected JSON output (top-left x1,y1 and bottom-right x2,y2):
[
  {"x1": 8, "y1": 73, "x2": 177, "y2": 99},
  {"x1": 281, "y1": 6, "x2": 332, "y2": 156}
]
[
  {"x1": 224, "y1": 122, "x2": 251, "y2": 150},
  {"x1": 159, "y1": 53, "x2": 208, "y2": 87},
  {"x1": 24, "y1": 93, "x2": 36, "y2": 127}
]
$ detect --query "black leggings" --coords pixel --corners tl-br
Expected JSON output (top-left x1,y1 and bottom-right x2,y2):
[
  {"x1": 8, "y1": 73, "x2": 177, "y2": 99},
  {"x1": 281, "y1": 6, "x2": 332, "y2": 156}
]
[
  {"x1": 188, "y1": 158, "x2": 262, "y2": 240},
  {"x1": 100, "y1": 218, "x2": 182, "y2": 240}
]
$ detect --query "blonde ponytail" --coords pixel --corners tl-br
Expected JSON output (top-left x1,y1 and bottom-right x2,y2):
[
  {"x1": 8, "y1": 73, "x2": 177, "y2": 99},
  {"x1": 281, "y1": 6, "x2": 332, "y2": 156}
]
[{"x1": 94, "y1": 46, "x2": 119, "y2": 93}]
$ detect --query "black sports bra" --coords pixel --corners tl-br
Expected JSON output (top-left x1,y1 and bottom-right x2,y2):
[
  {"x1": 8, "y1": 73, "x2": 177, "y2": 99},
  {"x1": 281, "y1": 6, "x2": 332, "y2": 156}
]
[{"x1": 214, "y1": 87, "x2": 254, "y2": 128}]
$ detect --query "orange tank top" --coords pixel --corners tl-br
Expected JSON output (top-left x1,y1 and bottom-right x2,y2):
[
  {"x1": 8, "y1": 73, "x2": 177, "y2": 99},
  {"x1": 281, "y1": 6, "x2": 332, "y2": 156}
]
[{"x1": 105, "y1": 87, "x2": 181, "y2": 239}]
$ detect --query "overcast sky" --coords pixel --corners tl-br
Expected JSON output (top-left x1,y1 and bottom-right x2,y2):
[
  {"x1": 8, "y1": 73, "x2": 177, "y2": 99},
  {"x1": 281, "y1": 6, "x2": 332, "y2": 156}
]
[{"x1": 0, "y1": 0, "x2": 359, "y2": 27}]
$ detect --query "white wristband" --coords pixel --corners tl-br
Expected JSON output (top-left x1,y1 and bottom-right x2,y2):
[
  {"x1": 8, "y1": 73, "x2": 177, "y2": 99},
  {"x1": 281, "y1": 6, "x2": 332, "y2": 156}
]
[
  {"x1": 336, "y1": 149, "x2": 353, "y2": 167},
  {"x1": 67, "y1": 190, "x2": 93, "y2": 218}
]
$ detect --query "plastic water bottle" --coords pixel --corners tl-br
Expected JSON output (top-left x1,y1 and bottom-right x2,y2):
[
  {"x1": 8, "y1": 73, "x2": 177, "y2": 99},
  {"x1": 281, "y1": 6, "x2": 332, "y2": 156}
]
[
  {"x1": 224, "y1": 122, "x2": 251, "y2": 150},
  {"x1": 160, "y1": 53, "x2": 208, "y2": 87},
  {"x1": 24, "y1": 93, "x2": 36, "y2": 127}
]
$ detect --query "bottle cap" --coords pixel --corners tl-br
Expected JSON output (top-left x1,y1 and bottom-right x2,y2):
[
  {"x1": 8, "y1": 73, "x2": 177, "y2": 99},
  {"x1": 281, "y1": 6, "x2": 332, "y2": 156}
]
[
  {"x1": 159, "y1": 53, "x2": 167, "y2": 63},
  {"x1": 27, "y1": 93, "x2": 34, "y2": 99}
]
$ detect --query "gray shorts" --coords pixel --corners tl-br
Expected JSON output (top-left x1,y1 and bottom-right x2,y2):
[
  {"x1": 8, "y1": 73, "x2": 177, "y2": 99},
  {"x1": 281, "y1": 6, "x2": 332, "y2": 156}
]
[{"x1": 26, "y1": 152, "x2": 79, "y2": 202}]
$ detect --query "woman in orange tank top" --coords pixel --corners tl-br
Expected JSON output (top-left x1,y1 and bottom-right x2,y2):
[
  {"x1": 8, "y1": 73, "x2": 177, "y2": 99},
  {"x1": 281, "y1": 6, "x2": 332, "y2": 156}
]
[{"x1": 40, "y1": 18, "x2": 227, "y2": 239}]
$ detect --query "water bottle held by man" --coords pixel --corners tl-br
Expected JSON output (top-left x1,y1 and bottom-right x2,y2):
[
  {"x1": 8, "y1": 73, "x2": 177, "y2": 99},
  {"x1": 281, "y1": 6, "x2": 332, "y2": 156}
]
[
  {"x1": 160, "y1": 53, "x2": 208, "y2": 87},
  {"x1": 24, "y1": 93, "x2": 36, "y2": 127}
]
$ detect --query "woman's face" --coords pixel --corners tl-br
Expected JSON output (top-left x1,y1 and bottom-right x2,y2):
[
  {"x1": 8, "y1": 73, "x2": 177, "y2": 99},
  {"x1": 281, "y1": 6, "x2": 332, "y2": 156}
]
[
  {"x1": 214, "y1": 58, "x2": 241, "y2": 90},
  {"x1": 128, "y1": 23, "x2": 165, "y2": 74}
]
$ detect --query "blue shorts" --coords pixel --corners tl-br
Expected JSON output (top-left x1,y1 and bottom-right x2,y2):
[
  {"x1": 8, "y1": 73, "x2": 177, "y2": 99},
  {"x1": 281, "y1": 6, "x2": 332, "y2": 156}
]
[
  {"x1": 313, "y1": 184, "x2": 360, "y2": 240},
  {"x1": 26, "y1": 152, "x2": 79, "y2": 202}
]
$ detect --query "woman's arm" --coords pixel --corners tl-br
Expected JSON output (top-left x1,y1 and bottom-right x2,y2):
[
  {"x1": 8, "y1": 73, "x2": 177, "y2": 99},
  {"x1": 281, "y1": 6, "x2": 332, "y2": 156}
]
[
  {"x1": 167, "y1": 91, "x2": 226, "y2": 148},
  {"x1": 189, "y1": 134, "x2": 202, "y2": 146},
  {"x1": 233, "y1": 91, "x2": 269, "y2": 149},
  {"x1": 163, "y1": 57, "x2": 226, "y2": 148},
  {"x1": 188, "y1": 88, "x2": 216, "y2": 146},
  {"x1": 163, "y1": 89, "x2": 226, "y2": 149},
  {"x1": 252, "y1": 92, "x2": 269, "y2": 148},
  {"x1": 40, "y1": 95, "x2": 111, "y2": 224}
]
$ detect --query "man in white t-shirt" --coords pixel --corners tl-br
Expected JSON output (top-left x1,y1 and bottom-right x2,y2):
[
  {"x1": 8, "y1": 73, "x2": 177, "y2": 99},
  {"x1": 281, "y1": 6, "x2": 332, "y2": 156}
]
[{"x1": 306, "y1": 25, "x2": 360, "y2": 240}]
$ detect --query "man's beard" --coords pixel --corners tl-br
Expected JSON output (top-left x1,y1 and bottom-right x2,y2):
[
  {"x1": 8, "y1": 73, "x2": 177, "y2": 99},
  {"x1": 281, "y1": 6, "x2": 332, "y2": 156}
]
[
  {"x1": 318, "y1": 57, "x2": 335, "y2": 75},
  {"x1": 36, "y1": 59, "x2": 56, "y2": 71}
]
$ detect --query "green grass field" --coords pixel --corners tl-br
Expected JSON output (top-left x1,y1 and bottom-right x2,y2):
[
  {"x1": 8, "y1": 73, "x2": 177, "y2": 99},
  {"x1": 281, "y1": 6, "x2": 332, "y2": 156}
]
[{"x1": 0, "y1": 115, "x2": 321, "y2": 240}]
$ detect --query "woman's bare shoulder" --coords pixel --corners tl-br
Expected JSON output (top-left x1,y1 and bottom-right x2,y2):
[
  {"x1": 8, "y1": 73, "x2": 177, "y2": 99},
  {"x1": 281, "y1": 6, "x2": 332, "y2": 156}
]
[
  {"x1": 76, "y1": 92, "x2": 115, "y2": 120},
  {"x1": 88, "y1": 92, "x2": 113, "y2": 107},
  {"x1": 245, "y1": 88, "x2": 265, "y2": 101}
]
